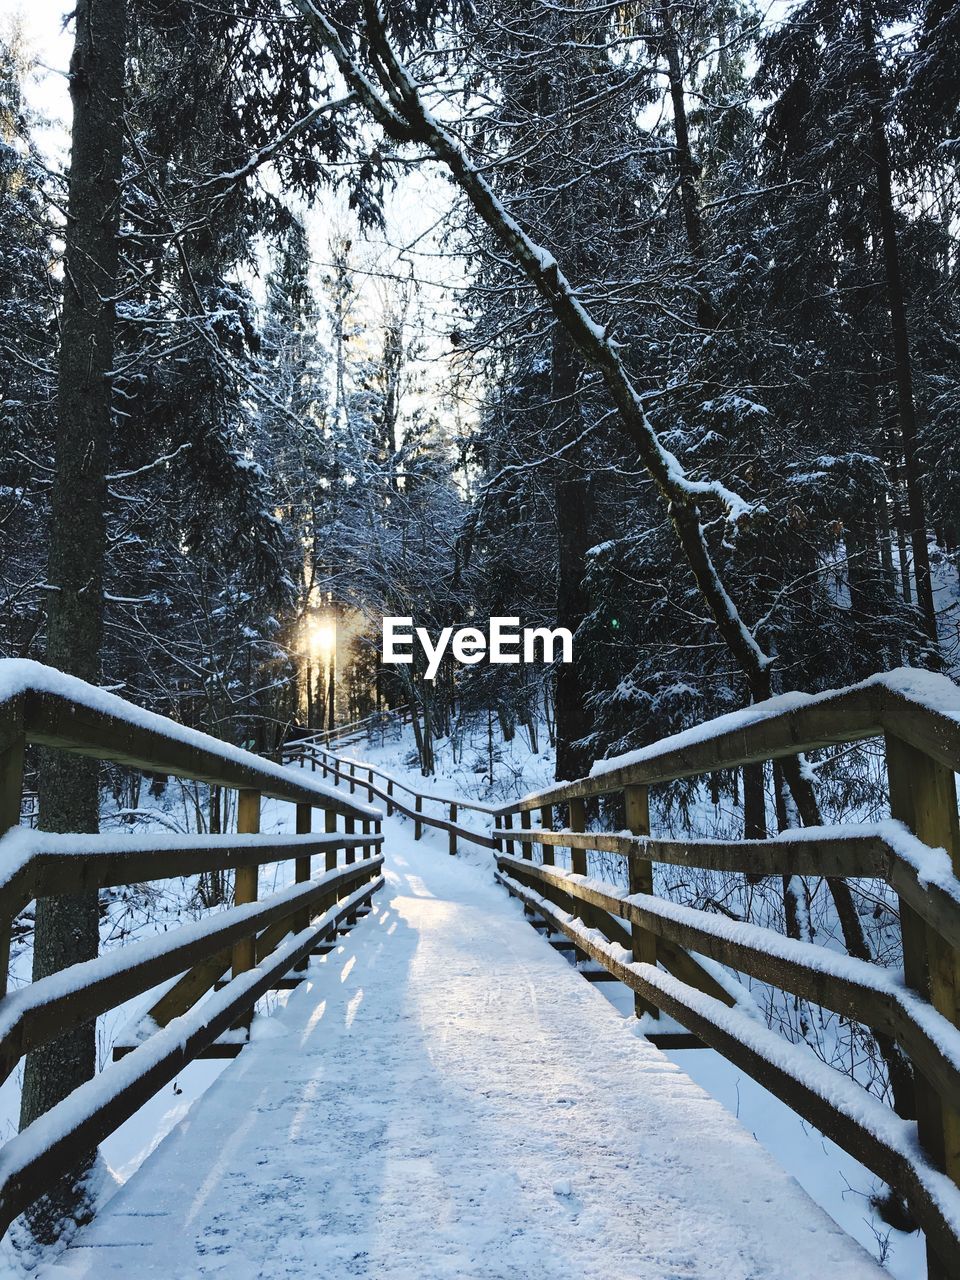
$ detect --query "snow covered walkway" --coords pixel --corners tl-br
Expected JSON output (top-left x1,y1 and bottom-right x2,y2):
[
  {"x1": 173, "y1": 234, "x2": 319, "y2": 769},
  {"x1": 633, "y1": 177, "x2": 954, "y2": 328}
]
[{"x1": 45, "y1": 825, "x2": 882, "y2": 1279}]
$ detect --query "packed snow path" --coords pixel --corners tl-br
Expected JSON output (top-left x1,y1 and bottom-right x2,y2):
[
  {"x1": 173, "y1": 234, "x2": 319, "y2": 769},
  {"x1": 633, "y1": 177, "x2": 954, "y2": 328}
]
[{"x1": 47, "y1": 825, "x2": 882, "y2": 1279}]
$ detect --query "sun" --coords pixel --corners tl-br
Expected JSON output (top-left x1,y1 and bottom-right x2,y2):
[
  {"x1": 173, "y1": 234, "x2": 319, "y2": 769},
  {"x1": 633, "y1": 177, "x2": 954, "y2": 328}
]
[{"x1": 307, "y1": 616, "x2": 336, "y2": 663}]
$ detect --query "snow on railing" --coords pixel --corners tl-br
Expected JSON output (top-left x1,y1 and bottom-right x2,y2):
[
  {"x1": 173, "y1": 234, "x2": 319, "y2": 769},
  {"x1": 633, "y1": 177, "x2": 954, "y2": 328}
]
[
  {"x1": 492, "y1": 667, "x2": 960, "y2": 1275},
  {"x1": 289, "y1": 740, "x2": 501, "y2": 854},
  {"x1": 0, "y1": 661, "x2": 385, "y2": 1237},
  {"x1": 505, "y1": 666, "x2": 960, "y2": 809},
  {"x1": 0, "y1": 658, "x2": 380, "y2": 818}
]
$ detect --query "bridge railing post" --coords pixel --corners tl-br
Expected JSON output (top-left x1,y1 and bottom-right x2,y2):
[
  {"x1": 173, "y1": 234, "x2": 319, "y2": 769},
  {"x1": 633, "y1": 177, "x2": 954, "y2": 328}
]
[
  {"x1": 232, "y1": 789, "x2": 260, "y2": 987},
  {"x1": 503, "y1": 810, "x2": 514, "y2": 856},
  {"x1": 386, "y1": 779, "x2": 394, "y2": 816},
  {"x1": 540, "y1": 804, "x2": 554, "y2": 865},
  {"x1": 415, "y1": 794, "x2": 423, "y2": 840},
  {"x1": 521, "y1": 809, "x2": 531, "y2": 859},
  {"x1": 566, "y1": 797, "x2": 590, "y2": 962},
  {"x1": 368, "y1": 767, "x2": 375, "y2": 802},
  {"x1": 517, "y1": 809, "x2": 533, "y2": 917},
  {"x1": 568, "y1": 797, "x2": 586, "y2": 875},
  {"x1": 886, "y1": 731, "x2": 960, "y2": 1237},
  {"x1": 349, "y1": 763, "x2": 356, "y2": 795},
  {"x1": 324, "y1": 808, "x2": 338, "y2": 872},
  {"x1": 448, "y1": 803, "x2": 457, "y2": 856},
  {"x1": 345, "y1": 815, "x2": 358, "y2": 924},
  {"x1": 294, "y1": 801, "x2": 312, "y2": 972},
  {"x1": 624, "y1": 783, "x2": 657, "y2": 1019}
]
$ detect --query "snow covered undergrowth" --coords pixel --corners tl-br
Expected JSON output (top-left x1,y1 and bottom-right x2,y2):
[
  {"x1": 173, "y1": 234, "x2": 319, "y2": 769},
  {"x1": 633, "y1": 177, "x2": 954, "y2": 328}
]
[{"x1": 39, "y1": 821, "x2": 881, "y2": 1279}]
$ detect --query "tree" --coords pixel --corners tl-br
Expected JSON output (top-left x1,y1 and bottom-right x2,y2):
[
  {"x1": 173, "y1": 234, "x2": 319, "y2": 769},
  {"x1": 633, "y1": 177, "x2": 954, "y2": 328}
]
[
  {"x1": 293, "y1": 0, "x2": 921, "y2": 1123},
  {"x1": 18, "y1": 0, "x2": 128, "y2": 1246}
]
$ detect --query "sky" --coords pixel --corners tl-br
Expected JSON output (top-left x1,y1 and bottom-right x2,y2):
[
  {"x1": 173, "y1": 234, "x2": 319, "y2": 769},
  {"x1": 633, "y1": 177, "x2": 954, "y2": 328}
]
[{"x1": 2, "y1": 0, "x2": 72, "y2": 134}]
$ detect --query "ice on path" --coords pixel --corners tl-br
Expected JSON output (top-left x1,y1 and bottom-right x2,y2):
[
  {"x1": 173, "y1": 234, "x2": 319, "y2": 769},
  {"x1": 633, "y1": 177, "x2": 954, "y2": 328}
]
[{"x1": 43, "y1": 826, "x2": 883, "y2": 1279}]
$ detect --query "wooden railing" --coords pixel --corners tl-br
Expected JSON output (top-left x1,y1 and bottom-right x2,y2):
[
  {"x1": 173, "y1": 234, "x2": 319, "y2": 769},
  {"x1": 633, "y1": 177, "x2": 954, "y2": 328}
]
[
  {"x1": 290, "y1": 704, "x2": 411, "y2": 753},
  {"x1": 494, "y1": 668, "x2": 960, "y2": 1277},
  {"x1": 289, "y1": 741, "x2": 501, "y2": 854},
  {"x1": 0, "y1": 660, "x2": 383, "y2": 1236}
]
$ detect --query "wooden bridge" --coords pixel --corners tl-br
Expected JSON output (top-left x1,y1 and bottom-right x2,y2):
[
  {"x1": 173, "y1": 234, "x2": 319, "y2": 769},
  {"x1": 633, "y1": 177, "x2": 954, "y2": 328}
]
[{"x1": 2, "y1": 661, "x2": 960, "y2": 1275}]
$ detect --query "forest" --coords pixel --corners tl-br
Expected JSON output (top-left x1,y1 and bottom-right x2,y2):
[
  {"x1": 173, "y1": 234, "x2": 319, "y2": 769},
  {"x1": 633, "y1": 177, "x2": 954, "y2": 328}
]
[
  {"x1": 0, "y1": 0, "x2": 959, "y2": 1265},
  {"x1": 4, "y1": 0, "x2": 958, "y2": 784}
]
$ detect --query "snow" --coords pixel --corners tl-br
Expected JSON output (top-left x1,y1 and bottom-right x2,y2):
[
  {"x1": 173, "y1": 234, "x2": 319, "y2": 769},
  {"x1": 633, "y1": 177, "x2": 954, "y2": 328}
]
[
  {"x1": 43, "y1": 826, "x2": 882, "y2": 1279},
  {"x1": 0, "y1": 858, "x2": 384, "y2": 1060},
  {"x1": 0, "y1": 878, "x2": 381, "y2": 1200},
  {"x1": 771, "y1": 818, "x2": 959, "y2": 895},
  {"x1": 587, "y1": 665, "x2": 960, "y2": 780},
  {"x1": 0, "y1": 659, "x2": 379, "y2": 817},
  {"x1": 0, "y1": 826, "x2": 373, "y2": 894}
]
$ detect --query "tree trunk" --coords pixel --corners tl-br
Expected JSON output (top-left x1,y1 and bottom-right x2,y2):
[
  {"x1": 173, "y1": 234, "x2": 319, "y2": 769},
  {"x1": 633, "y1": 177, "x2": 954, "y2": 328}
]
[
  {"x1": 19, "y1": 0, "x2": 127, "y2": 1245},
  {"x1": 554, "y1": 459, "x2": 593, "y2": 780},
  {"x1": 890, "y1": 454, "x2": 913, "y2": 604},
  {"x1": 658, "y1": 0, "x2": 718, "y2": 330}
]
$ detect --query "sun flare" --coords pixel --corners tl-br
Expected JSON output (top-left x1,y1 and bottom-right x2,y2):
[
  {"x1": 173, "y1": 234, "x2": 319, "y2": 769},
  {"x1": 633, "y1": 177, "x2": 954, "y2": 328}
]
[{"x1": 306, "y1": 616, "x2": 336, "y2": 663}]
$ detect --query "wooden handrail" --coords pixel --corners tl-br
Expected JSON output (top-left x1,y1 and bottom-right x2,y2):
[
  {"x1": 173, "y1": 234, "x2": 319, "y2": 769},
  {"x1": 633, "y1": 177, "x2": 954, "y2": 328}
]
[
  {"x1": 495, "y1": 824, "x2": 960, "y2": 953},
  {"x1": 498, "y1": 854, "x2": 960, "y2": 1113},
  {"x1": 0, "y1": 874, "x2": 384, "y2": 1238},
  {"x1": 289, "y1": 745, "x2": 502, "y2": 853},
  {"x1": 0, "y1": 661, "x2": 376, "y2": 820},
  {"x1": 0, "y1": 660, "x2": 389, "y2": 1239},
  {"x1": 496, "y1": 863, "x2": 960, "y2": 1275},
  {"x1": 293, "y1": 703, "x2": 411, "y2": 748},
  {"x1": 0, "y1": 829, "x2": 381, "y2": 924},
  {"x1": 304, "y1": 742, "x2": 502, "y2": 816},
  {"x1": 491, "y1": 666, "x2": 960, "y2": 1275},
  {"x1": 0, "y1": 857, "x2": 382, "y2": 1087},
  {"x1": 503, "y1": 669, "x2": 960, "y2": 811}
]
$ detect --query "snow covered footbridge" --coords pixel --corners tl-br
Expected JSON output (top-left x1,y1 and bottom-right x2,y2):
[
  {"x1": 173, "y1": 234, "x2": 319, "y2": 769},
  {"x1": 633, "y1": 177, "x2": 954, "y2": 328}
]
[{"x1": 2, "y1": 666, "x2": 960, "y2": 1275}]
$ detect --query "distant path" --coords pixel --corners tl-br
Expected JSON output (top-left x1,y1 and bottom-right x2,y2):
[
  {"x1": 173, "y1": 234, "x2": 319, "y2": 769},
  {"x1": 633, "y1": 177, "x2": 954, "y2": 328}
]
[{"x1": 45, "y1": 825, "x2": 882, "y2": 1279}]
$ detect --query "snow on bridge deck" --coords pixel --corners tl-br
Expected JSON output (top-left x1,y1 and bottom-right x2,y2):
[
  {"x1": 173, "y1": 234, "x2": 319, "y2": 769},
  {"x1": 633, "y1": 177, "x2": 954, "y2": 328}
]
[{"x1": 45, "y1": 826, "x2": 882, "y2": 1279}]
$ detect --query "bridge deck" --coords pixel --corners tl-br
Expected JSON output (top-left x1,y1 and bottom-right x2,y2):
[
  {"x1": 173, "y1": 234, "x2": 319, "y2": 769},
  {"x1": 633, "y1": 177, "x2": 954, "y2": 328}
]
[{"x1": 45, "y1": 826, "x2": 881, "y2": 1278}]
